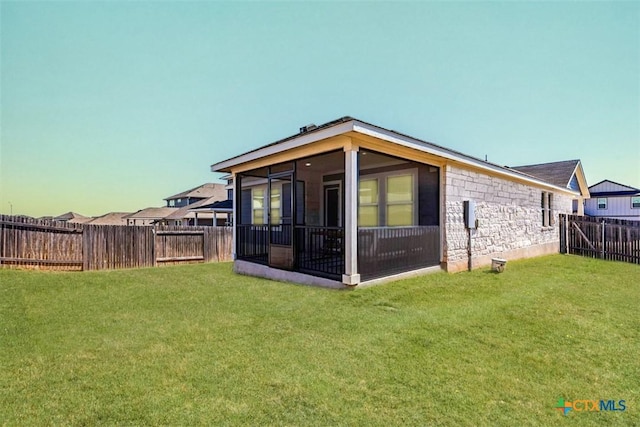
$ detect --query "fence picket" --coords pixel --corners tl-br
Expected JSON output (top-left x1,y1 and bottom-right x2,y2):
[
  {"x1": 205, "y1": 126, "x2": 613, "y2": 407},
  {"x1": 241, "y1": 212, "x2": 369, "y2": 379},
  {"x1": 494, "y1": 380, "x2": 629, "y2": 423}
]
[
  {"x1": 0, "y1": 215, "x2": 232, "y2": 271},
  {"x1": 560, "y1": 214, "x2": 640, "y2": 265}
]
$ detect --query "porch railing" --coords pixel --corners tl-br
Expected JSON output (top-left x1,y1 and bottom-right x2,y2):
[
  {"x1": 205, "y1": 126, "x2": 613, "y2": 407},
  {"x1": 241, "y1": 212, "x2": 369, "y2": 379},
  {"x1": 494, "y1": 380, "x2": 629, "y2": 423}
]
[
  {"x1": 358, "y1": 226, "x2": 440, "y2": 281},
  {"x1": 236, "y1": 224, "x2": 268, "y2": 265},
  {"x1": 295, "y1": 226, "x2": 344, "y2": 281}
]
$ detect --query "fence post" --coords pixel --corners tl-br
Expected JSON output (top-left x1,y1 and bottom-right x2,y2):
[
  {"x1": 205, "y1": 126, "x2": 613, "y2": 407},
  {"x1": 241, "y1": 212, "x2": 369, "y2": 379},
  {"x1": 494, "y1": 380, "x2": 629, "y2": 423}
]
[
  {"x1": 82, "y1": 226, "x2": 89, "y2": 271},
  {"x1": 601, "y1": 220, "x2": 605, "y2": 259},
  {"x1": 564, "y1": 215, "x2": 569, "y2": 254},
  {"x1": 150, "y1": 225, "x2": 155, "y2": 267}
]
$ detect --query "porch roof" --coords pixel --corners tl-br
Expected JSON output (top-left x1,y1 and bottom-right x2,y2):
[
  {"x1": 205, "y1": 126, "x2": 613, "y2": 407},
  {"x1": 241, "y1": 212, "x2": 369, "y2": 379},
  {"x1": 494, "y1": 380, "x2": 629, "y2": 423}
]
[{"x1": 210, "y1": 117, "x2": 582, "y2": 196}]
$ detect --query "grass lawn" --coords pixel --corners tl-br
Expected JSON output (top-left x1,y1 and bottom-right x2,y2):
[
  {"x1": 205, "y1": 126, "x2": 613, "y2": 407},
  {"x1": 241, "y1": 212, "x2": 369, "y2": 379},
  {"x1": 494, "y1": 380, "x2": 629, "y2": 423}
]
[{"x1": 1, "y1": 255, "x2": 638, "y2": 426}]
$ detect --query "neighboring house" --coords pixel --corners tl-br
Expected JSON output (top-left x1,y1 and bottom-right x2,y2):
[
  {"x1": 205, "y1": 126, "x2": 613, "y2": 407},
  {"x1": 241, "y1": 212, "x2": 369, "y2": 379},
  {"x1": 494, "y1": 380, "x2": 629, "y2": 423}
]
[
  {"x1": 123, "y1": 184, "x2": 228, "y2": 226},
  {"x1": 510, "y1": 159, "x2": 590, "y2": 215},
  {"x1": 210, "y1": 116, "x2": 590, "y2": 288},
  {"x1": 584, "y1": 180, "x2": 640, "y2": 220},
  {"x1": 124, "y1": 207, "x2": 177, "y2": 226},
  {"x1": 164, "y1": 183, "x2": 227, "y2": 208},
  {"x1": 164, "y1": 196, "x2": 231, "y2": 226},
  {"x1": 187, "y1": 198, "x2": 233, "y2": 226},
  {"x1": 54, "y1": 212, "x2": 92, "y2": 224},
  {"x1": 85, "y1": 212, "x2": 131, "y2": 225}
]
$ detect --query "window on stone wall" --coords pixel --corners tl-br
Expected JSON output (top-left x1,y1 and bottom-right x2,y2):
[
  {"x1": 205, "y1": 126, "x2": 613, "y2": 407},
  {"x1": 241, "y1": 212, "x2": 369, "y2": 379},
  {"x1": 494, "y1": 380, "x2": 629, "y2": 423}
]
[
  {"x1": 541, "y1": 192, "x2": 553, "y2": 227},
  {"x1": 597, "y1": 198, "x2": 607, "y2": 210}
]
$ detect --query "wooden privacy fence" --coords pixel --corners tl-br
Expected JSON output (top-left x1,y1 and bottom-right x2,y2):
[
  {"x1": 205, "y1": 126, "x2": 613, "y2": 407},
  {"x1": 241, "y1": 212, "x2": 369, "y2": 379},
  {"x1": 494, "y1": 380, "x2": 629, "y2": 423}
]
[
  {"x1": 0, "y1": 215, "x2": 233, "y2": 271},
  {"x1": 559, "y1": 214, "x2": 640, "y2": 265}
]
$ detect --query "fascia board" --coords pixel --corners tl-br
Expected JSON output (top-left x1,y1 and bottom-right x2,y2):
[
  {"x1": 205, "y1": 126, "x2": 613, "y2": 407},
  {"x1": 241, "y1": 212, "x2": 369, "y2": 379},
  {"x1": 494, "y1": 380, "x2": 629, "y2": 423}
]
[
  {"x1": 210, "y1": 121, "x2": 355, "y2": 172},
  {"x1": 573, "y1": 162, "x2": 591, "y2": 198},
  {"x1": 352, "y1": 122, "x2": 579, "y2": 196}
]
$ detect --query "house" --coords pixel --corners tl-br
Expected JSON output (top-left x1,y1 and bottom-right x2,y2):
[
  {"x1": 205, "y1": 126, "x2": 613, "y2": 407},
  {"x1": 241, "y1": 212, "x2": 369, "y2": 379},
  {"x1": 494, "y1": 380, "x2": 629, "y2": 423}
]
[
  {"x1": 164, "y1": 196, "x2": 231, "y2": 226},
  {"x1": 164, "y1": 183, "x2": 227, "y2": 208},
  {"x1": 54, "y1": 212, "x2": 92, "y2": 224},
  {"x1": 510, "y1": 159, "x2": 590, "y2": 215},
  {"x1": 210, "y1": 117, "x2": 590, "y2": 288},
  {"x1": 122, "y1": 184, "x2": 228, "y2": 226},
  {"x1": 584, "y1": 180, "x2": 640, "y2": 220},
  {"x1": 187, "y1": 198, "x2": 233, "y2": 226},
  {"x1": 124, "y1": 207, "x2": 178, "y2": 226},
  {"x1": 85, "y1": 212, "x2": 132, "y2": 225}
]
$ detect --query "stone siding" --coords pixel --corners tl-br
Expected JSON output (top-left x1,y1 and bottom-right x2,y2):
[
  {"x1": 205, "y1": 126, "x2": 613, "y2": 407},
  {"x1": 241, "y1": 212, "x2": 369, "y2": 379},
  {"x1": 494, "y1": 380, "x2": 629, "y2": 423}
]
[{"x1": 443, "y1": 165, "x2": 573, "y2": 271}]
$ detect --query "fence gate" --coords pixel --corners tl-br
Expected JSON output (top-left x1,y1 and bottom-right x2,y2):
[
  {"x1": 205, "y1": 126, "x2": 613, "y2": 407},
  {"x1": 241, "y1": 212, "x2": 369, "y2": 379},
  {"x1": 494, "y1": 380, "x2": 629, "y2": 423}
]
[{"x1": 560, "y1": 214, "x2": 640, "y2": 264}]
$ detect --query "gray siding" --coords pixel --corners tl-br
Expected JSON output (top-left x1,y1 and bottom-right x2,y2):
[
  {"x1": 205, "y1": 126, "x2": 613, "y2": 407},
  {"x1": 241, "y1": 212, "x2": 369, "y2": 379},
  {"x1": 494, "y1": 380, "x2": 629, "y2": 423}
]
[{"x1": 584, "y1": 196, "x2": 640, "y2": 219}]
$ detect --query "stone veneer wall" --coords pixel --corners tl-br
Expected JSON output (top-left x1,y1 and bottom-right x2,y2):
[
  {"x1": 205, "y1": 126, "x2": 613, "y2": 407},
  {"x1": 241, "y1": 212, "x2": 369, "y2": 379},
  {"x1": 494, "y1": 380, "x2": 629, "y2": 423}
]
[{"x1": 443, "y1": 165, "x2": 573, "y2": 272}]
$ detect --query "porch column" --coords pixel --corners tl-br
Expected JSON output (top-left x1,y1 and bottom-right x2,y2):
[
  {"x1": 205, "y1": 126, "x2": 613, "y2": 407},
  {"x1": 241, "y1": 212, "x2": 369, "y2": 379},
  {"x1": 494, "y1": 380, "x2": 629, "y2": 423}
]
[
  {"x1": 232, "y1": 173, "x2": 238, "y2": 260},
  {"x1": 343, "y1": 145, "x2": 360, "y2": 285},
  {"x1": 577, "y1": 197, "x2": 584, "y2": 216},
  {"x1": 195, "y1": 212, "x2": 199, "y2": 226}
]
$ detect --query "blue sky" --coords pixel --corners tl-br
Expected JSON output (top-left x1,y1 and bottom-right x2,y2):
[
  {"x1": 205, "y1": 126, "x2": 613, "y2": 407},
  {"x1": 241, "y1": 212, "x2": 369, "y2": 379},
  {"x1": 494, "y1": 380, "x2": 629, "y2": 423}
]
[{"x1": 1, "y1": 1, "x2": 638, "y2": 217}]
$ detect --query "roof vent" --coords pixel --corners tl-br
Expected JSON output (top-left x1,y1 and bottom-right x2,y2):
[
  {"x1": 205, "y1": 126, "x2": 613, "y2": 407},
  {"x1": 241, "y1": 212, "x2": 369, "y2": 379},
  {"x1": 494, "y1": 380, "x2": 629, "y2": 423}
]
[{"x1": 299, "y1": 123, "x2": 317, "y2": 133}]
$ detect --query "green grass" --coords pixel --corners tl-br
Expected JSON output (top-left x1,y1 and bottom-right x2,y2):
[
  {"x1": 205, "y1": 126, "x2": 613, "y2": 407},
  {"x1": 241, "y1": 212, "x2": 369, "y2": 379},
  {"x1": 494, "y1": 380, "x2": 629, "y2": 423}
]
[{"x1": 1, "y1": 255, "x2": 638, "y2": 426}]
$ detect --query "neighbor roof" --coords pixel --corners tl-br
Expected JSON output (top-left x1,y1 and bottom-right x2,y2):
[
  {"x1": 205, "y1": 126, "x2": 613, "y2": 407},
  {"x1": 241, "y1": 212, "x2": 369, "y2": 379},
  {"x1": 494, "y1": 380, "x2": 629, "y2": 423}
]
[
  {"x1": 190, "y1": 199, "x2": 233, "y2": 212},
  {"x1": 588, "y1": 179, "x2": 640, "y2": 196},
  {"x1": 54, "y1": 212, "x2": 88, "y2": 221},
  {"x1": 164, "y1": 183, "x2": 226, "y2": 201},
  {"x1": 124, "y1": 207, "x2": 177, "y2": 220},
  {"x1": 510, "y1": 160, "x2": 581, "y2": 188},
  {"x1": 164, "y1": 196, "x2": 227, "y2": 220},
  {"x1": 211, "y1": 116, "x2": 585, "y2": 196},
  {"x1": 86, "y1": 212, "x2": 131, "y2": 225}
]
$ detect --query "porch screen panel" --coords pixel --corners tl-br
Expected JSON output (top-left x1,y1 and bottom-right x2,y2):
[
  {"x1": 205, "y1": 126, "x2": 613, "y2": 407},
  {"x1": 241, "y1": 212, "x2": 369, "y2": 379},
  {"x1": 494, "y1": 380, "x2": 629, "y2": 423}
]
[
  {"x1": 295, "y1": 181, "x2": 305, "y2": 225},
  {"x1": 236, "y1": 178, "x2": 268, "y2": 265},
  {"x1": 241, "y1": 189, "x2": 252, "y2": 224}
]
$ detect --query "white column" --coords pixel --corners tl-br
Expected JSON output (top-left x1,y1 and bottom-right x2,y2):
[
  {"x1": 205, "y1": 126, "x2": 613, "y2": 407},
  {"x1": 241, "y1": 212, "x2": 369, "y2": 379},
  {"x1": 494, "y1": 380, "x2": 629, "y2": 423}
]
[
  {"x1": 577, "y1": 197, "x2": 585, "y2": 216},
  {"x1": 343, "y1": 145, "x2": 360, "y2": 285},
  {"x1": 232, "y1": 173, "x2": 237, "y2": 260}
]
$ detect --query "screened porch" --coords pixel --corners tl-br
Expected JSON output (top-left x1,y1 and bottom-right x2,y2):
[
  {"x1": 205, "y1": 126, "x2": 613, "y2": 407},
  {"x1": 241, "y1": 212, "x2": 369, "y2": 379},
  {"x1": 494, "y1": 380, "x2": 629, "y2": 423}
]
[{"x1": 234, "y1": 149, "x2": 440, "y2": 283}]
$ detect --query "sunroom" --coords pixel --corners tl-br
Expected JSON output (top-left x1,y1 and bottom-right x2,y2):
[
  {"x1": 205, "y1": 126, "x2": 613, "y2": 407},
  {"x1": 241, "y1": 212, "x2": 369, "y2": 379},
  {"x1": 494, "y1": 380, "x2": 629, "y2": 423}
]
[{"x1": 211, "y1": 117, "x2": 443, "y2": 287}]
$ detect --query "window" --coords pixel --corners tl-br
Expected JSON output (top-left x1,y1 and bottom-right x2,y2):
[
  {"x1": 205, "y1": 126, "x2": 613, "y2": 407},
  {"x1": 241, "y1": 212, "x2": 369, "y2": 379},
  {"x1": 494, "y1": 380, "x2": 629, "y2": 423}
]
[
  {"x1": 597, "y1": 198, "x2": 607, "y2": 210},
  {"x1": 386, "y1": 175, "x2": 414, "y2": 226},
  {"x1": 541, "y1": 192, "x2": 553, "y2": 227},
  {"x1": 359, "y1": 179, "x2": 379, "y2": 226},
  {"x1": 358, "y1": 171, "x2": 417, "y2": 227},
  {"x1": 252, "y1": 189, "x2": 265, "y2": 224},
  {"x1": 632, "y1": 196, "x2": 640, "y2": 209}
]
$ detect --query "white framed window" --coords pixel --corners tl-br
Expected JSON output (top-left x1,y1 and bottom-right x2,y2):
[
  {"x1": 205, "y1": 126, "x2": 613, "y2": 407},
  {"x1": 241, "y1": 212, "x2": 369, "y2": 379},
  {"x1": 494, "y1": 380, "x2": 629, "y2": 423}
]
[
  {"x1": 597, "y1": 198, "x2": 607, "y2": 210},
  {"x1": 252, "y1": 188, "x2": 265, "y2": 224},
  {"x1": 358, "y1": 179, "x2": 379, "y2": 226},
  {"x1": 632, "y1": 196, "x2": 640, "y2": 209},
  {"x1": 270, "y1": 187, "x2": 281, "y2": 225},
  {"x1": 358, "y1": 169, "x2": 417, "y2": 227},
  {"x1": 541, "y1": 192, "x2": 554, "y2": 226},
  {"x1": 386, "y1": 174, "x2": 414, "y2": 226}
]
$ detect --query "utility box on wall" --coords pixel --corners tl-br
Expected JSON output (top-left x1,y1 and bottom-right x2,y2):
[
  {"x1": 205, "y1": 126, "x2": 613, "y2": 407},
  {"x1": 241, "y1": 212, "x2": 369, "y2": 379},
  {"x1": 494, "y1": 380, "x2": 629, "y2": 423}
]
[{"x1": 463, "y1": 200, "x2": 476, "y2": 229}]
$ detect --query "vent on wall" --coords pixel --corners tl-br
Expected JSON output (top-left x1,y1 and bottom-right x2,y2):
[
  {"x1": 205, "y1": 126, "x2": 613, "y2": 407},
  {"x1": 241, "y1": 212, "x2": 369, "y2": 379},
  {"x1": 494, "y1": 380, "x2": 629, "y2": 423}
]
[{"x1": 299, "y1": 124, "x2": 317, "y2": 133}]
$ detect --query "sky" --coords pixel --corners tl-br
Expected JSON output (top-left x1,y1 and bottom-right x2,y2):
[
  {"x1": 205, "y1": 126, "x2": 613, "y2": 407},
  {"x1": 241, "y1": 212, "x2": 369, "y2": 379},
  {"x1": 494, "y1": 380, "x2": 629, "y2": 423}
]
[{"x1": 1, "y1": 1, "x2": 638, "y2": 218}]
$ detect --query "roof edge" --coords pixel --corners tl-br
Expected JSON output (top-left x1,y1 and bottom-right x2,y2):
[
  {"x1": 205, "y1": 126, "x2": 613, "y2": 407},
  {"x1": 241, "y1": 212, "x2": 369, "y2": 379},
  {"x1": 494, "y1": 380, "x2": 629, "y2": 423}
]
[{"x1": 211, "y1": 117, "x2": 582, "y2": 195}]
